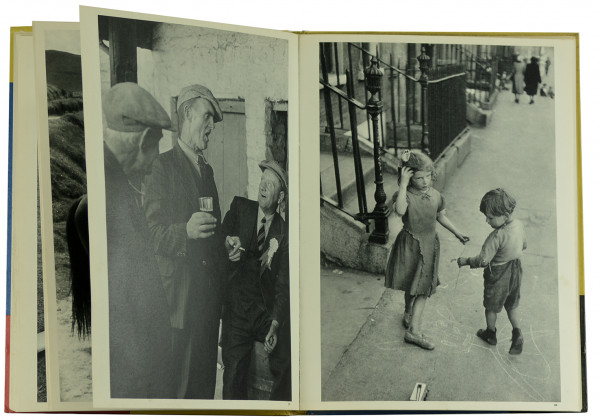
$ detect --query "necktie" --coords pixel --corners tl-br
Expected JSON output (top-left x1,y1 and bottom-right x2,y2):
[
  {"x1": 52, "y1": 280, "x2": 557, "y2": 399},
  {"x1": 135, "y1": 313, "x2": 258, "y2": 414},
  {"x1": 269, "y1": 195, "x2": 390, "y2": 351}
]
[
  {"x1": 257, "y1": 217, "x2": 266, "y2": 252},
  {"x1": 196, "y1": 153, "x2": 208, "y2": 179}
]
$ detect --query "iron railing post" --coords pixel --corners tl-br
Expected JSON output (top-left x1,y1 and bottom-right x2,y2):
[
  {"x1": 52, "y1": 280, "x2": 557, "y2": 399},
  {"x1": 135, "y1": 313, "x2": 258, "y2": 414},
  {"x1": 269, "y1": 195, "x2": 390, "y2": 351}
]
[
  {"x1": 320, "y1": 44, "x2": 344, "y2": 207},
  {"x1": 364, "y1": 57, "x2": 389, "y2": 244},
  {"x1": 417, "y1": 46, "x2": 431, "y2": 156}
]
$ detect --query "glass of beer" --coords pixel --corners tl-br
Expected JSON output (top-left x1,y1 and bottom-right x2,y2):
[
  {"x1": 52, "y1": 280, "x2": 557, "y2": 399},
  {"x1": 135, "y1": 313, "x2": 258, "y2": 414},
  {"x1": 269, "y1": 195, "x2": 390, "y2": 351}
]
[{"x1": 198, "y1": 197, "x2": 213, "y2": 213}]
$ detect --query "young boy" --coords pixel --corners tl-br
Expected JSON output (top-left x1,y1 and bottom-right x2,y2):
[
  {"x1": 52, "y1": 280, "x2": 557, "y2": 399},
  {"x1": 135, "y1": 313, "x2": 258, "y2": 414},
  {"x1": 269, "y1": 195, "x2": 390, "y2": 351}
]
[{"x1": 457, "y1": 188, "x2": 527, "y2": 355}]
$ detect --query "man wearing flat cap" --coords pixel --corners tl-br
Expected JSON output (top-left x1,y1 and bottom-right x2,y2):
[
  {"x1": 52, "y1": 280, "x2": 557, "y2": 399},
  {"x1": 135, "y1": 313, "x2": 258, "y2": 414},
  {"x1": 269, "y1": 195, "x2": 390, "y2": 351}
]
[
  {"x1": 221, "y1": 160, "x2": 291, "y2": 401},
  {"x1": 102, "y1": 82, "x2": 176, "y2": 398},
  {"x1": 142, "y1": 84, "x2": 226, "y2": 399}
]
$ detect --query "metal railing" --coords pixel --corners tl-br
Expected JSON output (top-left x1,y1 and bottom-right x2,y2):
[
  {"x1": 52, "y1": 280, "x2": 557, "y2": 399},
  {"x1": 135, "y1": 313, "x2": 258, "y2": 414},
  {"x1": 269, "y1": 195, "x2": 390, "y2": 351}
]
[
  {"x1": 457, "y1": 45, "x2": 499, "y2": 108},
  {"x1": 320, "y1": 42, "x2": 471, "y2": 242}
]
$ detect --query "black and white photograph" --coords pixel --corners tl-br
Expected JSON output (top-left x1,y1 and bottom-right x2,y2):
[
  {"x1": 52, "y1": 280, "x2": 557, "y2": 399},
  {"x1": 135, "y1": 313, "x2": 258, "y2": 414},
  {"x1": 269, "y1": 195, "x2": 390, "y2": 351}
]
[
  {"x1": 79, "y1": 7, "x2": 298, "y2": 409},
  {"x1": 33, "y1": 23, "x2": 93, "y2": 407},
  {"x1": 312, "y1": 37, "x2": 580, "y2": 408}
]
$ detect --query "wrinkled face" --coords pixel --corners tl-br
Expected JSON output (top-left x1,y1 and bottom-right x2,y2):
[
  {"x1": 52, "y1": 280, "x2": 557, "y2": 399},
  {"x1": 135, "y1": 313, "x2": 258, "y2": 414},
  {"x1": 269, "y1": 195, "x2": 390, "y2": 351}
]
[
  {"x1": 485, "y1": 212, "x2": 508, "y2": 229},
  {"x1": 258, "y1": 169, "x2": 283, "y2": 214},
  {"x1": 185, "y1": 98, "x2": 215, "y2": 153},
  {"x1": 127, "y1": 129, "x2": 161, "y2": 177},
  {"x1": 411, "y1": 170, "x2": 432, "y2": 191}
]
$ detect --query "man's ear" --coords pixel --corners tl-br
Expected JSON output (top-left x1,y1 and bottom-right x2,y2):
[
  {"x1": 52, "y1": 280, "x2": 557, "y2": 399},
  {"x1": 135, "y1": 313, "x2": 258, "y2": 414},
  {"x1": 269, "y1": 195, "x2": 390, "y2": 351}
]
[
  {"x1": 139, "y1": 127, "x2": 163, "y2": 151},
  {"x1": 277, "y1": 190, "x2": 285, "y2": 205}
]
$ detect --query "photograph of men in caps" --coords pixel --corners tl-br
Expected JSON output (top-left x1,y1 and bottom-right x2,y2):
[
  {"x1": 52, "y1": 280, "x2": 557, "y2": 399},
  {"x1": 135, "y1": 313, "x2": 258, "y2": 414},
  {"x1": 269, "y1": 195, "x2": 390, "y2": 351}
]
[
  {"x1": 221, "y1": 160, "x2": 291, "y2": 401},
  {"x1": 103, "y1": 82, "x2": 177, "y2": 398},
  {"x1": 142, "y1": 84, "x2": 227, "y2": 399}
]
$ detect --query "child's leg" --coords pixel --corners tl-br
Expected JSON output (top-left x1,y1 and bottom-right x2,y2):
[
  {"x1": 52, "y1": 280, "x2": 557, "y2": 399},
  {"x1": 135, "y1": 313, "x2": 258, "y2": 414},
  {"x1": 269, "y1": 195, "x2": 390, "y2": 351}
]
[
  {"x1": 507, "y1": 308, "x2": 520, "y2": 329},
  {"x1": 404, "y1": 293, "x2": 413, "y2": 313},
  {"x1": 403, "y1": 293, "x2": 414, "y2": 328},
  {"x1": 507, "y1": 307, "x2": 524, "y2": 354},
  {"x1": 485, "y1": 309, "x2": 497, "y2": 331},
  {"x1": 410, "y1": 295, "x2": 427, "y2": 334},
  {"x1": 404, "y1": 295, "x2": 434, "y2": 350}
]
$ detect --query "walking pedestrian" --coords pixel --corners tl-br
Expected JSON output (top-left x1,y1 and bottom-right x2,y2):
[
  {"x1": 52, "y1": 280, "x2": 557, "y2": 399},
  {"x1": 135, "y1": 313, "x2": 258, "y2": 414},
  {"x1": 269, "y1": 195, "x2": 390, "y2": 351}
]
[
  {"x1": 510, "y1": 53, "x2": 525, "y2": 103},
  {"x1": 524, "y1": 56, "x2": 542, "y2": 104},
  {"x1": 457, "y1": 188, "x2": 527, "y2": 355},
  {"x1": 385, "y1": 150, "x2": 469, "y2": 350}
]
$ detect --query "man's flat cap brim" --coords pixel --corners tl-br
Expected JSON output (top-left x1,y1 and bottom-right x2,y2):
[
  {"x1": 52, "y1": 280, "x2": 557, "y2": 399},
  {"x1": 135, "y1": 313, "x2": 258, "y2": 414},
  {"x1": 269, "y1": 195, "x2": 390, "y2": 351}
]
[
  {"x1": 103, "y1": 82, "x2": 173, "y2": 132},
  {"x1": 176, "y1": 84, "x2": 223, "y2": 123},
  {"x1": 259, "y1": 160, "x2": 288, "y2": 193}
]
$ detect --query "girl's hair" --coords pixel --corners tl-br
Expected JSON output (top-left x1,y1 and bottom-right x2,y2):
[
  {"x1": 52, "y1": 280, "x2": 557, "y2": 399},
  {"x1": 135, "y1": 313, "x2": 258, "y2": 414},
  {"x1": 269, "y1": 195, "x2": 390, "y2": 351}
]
[{"x1": 479, "y1": 188, "x2": 517, "y2": 216}]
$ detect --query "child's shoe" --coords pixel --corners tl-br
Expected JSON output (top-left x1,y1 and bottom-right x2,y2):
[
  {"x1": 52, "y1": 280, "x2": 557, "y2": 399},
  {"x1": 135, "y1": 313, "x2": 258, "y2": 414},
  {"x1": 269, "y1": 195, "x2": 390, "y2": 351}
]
[
  {"x1": 405, "y1": 329, "x2": 435, "y2": 350},
  {"x1": 476, "y1": 328, "x2": 497, "y2": 345},
  {"x1": 402, "y1": 312, "x2": 412, "y2": 329},
  {"x1": 509, "y1": 328, "x2": 524, "y2": 355}
]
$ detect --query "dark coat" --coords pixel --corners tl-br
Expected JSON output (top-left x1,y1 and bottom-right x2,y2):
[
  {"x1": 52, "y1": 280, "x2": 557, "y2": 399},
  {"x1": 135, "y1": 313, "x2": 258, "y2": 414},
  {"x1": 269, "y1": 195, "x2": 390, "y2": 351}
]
[
  {"x1": 142, "y1": 143, "x2": 226, "y2": 398},
  {"x1": 104, "y1": 145, "x2": 176, "y2": 398},
  {"x1": 142, "y1": 143, "x2": 225, "y2": 329},
  {"x1": 524, "y1": 61, "x2": 542, "y2": 96},
  {"x1": 222, "y1": 197, "x2": 289, "y2": 325}
]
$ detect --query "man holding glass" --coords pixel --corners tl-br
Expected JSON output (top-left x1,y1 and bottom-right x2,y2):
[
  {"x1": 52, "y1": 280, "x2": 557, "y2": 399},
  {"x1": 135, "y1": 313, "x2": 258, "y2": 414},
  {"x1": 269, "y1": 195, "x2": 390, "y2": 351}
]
[{"x1": 143, "y1": 84, "x2": 225, "y2": 399}]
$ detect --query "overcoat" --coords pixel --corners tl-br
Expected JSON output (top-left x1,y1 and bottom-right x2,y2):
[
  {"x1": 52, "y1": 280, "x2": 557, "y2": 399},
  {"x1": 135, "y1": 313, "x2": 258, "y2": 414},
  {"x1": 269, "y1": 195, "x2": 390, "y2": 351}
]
[
  {"x1": 524, "y1": 61, "x2": 542, "y2": 96},
  {"x1": 142, "y1": 142, "x2": 225, "y2": 398},
  {"x1": 104, "y1": 145, "x2": 176, "y2": 398}
]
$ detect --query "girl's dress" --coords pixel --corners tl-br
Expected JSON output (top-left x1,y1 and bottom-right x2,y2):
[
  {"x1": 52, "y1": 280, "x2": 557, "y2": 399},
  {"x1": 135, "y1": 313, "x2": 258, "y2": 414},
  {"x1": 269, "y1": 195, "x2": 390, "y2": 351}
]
[{"x1": 385, "y1": 187, "x2": 445, "y2": 296}]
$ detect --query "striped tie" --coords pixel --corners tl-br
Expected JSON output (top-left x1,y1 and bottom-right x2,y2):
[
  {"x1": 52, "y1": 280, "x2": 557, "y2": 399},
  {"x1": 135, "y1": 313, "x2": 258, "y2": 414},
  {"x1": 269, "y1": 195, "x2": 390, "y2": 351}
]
[{"x1": 257, "y1": 217, "x2": 266, "y2": 252}]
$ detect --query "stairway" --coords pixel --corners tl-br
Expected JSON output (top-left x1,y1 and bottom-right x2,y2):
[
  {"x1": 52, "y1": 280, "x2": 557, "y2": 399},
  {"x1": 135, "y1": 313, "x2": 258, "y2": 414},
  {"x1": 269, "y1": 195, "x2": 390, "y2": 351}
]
[{"x1": 320, "y1": 136, "x2": 403, "y2": 274}]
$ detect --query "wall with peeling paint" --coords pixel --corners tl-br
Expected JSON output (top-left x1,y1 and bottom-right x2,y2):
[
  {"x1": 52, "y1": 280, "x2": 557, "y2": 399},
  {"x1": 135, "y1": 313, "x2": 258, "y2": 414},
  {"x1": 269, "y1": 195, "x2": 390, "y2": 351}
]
[{"x1": 100, "y1": 22, "x2": 289, "y2": 199}]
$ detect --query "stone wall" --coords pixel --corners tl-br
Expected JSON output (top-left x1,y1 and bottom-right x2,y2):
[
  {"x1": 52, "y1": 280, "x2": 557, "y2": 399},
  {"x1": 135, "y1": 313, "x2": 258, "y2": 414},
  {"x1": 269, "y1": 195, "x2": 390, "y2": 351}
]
[{"x1": 100, "y1": 23, "x2": 289, "y2": 198}]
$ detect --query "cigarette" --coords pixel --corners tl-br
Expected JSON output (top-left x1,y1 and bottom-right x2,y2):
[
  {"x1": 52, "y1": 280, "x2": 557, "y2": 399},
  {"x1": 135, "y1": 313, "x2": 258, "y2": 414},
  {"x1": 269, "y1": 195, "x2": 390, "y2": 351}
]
[{"x1": 238, "y1": 247, "x2": 246, "y2": 252}]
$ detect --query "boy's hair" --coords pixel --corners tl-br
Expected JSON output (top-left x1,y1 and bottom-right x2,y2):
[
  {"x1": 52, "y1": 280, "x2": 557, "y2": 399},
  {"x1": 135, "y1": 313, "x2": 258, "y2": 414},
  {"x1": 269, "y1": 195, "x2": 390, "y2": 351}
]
[
  {"x1": 479, "y1": 188, "x2": 517, "y2": 216},
  {"x1": 400, "y1": 150, "x2": 436, "y2": 177}
]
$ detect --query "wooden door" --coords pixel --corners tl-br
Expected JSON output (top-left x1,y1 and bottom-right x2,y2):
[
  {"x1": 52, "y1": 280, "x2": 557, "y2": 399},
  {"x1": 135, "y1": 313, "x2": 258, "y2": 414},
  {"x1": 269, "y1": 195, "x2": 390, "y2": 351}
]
[{"x1": 205, "y1": 98, "x2": 247, "y2": 216}]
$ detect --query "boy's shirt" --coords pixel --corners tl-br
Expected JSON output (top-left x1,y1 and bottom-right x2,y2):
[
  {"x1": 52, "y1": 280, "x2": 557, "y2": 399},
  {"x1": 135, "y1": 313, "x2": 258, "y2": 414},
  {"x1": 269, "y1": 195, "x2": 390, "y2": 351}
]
[{"x1": 468, "y1": 219, "x2": 527, "y2": 268}]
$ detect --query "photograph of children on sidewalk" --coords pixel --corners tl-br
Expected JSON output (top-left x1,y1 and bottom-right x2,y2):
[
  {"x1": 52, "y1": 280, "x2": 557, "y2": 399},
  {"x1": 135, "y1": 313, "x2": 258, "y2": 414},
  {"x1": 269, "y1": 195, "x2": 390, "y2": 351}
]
[{"x1": 319, "y1": 40, "x2": 563, "y2": 403}]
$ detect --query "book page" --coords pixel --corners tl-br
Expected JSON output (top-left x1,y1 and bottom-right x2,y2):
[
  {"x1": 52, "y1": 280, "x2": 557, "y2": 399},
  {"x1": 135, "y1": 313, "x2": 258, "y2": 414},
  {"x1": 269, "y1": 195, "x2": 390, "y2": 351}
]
[
  {"x1": 80, "y1": 6, "x2": 299, "y2": 411},
  {"x1": 7, "y1": 29, "x2": 49, "y2": 413},
  {"x1": 33, "y1": 21, "x2": 97, "y2": 412},
  {"x1": 299, "y1": 33, "x2": 582, "y2": 411}
]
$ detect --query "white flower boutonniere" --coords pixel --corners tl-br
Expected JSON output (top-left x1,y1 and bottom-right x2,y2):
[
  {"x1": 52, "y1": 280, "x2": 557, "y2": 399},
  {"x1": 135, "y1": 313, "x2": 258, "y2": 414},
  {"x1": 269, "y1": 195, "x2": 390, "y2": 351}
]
[{"x1": 267, "y1": 238, "x2": 279, "y2": 269}]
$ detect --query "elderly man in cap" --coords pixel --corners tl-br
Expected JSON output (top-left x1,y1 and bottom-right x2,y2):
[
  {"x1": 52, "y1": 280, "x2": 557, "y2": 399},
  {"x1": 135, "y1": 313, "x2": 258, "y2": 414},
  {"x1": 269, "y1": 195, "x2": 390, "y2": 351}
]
[
  {"x1": 102, "y1": 82, "x2": 176, "y2": 398},
  {"x1": 221, "y1": 160, "x2": 291, "y2": 401},
  {"x1": 142, "y1": 84, "x2": 226, "y2": 399}
]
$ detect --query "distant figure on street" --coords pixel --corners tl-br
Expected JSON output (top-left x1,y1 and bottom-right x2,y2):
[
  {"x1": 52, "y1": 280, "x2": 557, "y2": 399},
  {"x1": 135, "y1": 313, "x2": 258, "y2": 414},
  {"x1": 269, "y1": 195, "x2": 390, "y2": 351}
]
[
  {"x1": 510, "y1": 53, "x2": 526, "y2": 103},
  {"x1": 524, "y1": 56, "x2": 543, "y2": 104},
  {"x1": 457, "y1": 188, "x2": 527, "y2": 355},
  {"x1": 385, "y1": 150, "x2": 469, "y2": 350},
  {"x1": 221, "y1": 160, "x2": 291, "y2": 400}
]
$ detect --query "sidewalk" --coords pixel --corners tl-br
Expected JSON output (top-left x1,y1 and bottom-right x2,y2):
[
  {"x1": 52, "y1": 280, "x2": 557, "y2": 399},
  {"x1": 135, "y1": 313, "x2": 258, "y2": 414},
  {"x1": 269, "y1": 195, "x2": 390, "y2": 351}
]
[{"x1": 321, "y1": 90, "x2": 560, "y2": 402}]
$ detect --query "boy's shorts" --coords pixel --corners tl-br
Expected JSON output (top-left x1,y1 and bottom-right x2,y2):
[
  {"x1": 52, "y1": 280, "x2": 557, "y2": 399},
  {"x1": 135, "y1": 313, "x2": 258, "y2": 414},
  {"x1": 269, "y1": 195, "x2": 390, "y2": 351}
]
[{"x1": 483, "y1": 259, "x2": 522, "y2": 313}]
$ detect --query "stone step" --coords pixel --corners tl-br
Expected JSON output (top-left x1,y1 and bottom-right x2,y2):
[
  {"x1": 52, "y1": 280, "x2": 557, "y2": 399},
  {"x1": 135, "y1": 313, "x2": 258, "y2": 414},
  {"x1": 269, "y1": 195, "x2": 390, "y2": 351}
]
[{"x1": 320, "y1": 152, "x2": 375, "y2": 209}]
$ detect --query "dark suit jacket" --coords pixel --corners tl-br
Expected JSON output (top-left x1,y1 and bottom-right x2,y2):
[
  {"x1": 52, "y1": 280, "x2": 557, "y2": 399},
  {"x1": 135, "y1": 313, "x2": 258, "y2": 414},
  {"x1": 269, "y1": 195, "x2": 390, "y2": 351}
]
[
  {"x1": 222, "y1": 196, "x2": 289, "y2": 325},
  {"x1": 104, "y1": 145, "x2": 176, "y2": 398},
  {"x1": 142, "y1": 143, "x2": 225, "y2": 329}
]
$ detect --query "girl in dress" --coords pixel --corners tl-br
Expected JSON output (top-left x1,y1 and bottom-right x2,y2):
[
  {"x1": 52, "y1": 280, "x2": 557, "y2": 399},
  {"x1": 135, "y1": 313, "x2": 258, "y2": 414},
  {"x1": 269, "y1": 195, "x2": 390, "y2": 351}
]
[{"x1": 385, "y1": 150, "x2": 468, "y2": 350}]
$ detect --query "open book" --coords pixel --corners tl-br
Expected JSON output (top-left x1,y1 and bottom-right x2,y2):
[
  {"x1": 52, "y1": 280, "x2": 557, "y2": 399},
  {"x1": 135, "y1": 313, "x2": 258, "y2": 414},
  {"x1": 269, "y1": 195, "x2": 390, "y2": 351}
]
[{"x1": 6, "y1": 6, "x2": 585, "y2": 413}]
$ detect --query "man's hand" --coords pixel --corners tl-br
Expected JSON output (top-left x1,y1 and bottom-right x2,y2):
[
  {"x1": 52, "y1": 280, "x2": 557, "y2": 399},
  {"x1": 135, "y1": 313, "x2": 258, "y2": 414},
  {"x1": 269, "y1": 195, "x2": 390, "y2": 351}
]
[
  {"x1": 457, "y1": 257, "x2": 469, "y2": 267},
  {"x1": 264, "y1": 320, "x2": 279, "y2": 354},
  {"x1": 186, "y1": 212, "x2": 217, "y2": 239},
  {"x1": 225, "y1": 236, "x2": 242, "y2": 262}
]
